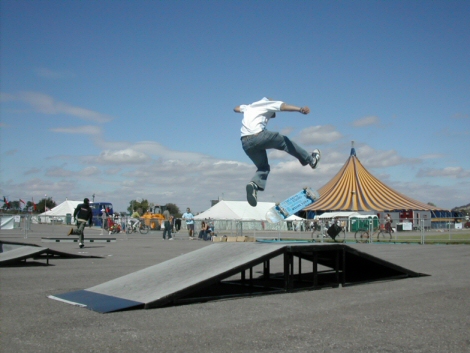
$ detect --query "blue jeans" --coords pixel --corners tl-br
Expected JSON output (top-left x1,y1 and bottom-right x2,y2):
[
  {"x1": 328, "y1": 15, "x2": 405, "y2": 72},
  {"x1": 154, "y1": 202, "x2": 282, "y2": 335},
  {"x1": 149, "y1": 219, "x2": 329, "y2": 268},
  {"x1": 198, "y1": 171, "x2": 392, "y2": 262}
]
[
  {"x1": 241, "y1": 130, "x2": 312, "y2": 190},
  {"x1": 163, "y1": 221, "x2": 172, "y2": 239}
]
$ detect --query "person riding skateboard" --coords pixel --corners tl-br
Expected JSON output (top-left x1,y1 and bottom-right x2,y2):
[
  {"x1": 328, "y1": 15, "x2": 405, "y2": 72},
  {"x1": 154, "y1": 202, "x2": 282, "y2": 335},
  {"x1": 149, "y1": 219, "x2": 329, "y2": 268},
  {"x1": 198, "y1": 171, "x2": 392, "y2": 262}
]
[
  {"x1": 234, "y1": 97, "x2": 321, "y2": 206},
  {"x1": 68, "y1": 198, "x2": 93, "y2": 248}
]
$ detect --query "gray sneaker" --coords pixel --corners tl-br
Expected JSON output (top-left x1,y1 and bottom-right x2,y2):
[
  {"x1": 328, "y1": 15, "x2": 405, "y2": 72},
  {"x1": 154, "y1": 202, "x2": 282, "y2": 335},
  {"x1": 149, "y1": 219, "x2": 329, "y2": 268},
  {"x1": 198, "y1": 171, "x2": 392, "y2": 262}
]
[
  {"x1": 309, "y1": 149, "x2": 321, "y2": 169},
  {"x1": 246, "y1": 182, "x2": 258, "y2": 207}
]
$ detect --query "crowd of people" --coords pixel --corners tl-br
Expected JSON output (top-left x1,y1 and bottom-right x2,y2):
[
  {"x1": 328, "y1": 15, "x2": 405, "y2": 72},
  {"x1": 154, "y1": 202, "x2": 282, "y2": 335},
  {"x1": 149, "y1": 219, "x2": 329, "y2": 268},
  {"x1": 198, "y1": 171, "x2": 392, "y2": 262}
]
[{"x1": 67, "y1": 202, "x2": 217, "y2": 247}]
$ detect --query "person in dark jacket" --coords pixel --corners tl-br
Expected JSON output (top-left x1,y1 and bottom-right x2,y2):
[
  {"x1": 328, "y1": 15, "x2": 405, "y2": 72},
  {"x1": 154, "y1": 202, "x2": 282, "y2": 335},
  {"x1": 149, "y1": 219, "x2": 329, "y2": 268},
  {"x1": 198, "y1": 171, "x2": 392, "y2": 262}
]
[{"x1": 68, "y1": 198, "x2": 93, "y2": 248}]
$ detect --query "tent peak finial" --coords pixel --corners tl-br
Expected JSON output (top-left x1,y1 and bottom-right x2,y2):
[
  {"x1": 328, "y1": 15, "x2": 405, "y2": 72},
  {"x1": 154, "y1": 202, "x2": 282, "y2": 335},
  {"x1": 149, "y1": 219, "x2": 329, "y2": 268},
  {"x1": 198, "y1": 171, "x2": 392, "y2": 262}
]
[{"x1": 350, "y1": 141, "x2": 356, "y2": 156}]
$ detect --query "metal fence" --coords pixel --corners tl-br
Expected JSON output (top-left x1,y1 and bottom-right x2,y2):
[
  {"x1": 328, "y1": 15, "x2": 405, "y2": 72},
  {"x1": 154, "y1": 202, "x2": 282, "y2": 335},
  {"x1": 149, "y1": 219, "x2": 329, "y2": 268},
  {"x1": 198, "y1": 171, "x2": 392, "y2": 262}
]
[{"x1": 1, "y1": 214, "x2": 469, "y2": 244}]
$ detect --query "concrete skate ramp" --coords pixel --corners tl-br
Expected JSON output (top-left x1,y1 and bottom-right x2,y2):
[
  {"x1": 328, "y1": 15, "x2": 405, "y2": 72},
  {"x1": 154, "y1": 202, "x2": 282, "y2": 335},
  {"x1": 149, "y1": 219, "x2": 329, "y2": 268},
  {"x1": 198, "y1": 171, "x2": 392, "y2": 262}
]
[
  {"x1": 49, "y1": 243, "x2": 425, "y2": 313},
  {"x1": 0, "y1": 241, "x2": 101, "y2": 266}
]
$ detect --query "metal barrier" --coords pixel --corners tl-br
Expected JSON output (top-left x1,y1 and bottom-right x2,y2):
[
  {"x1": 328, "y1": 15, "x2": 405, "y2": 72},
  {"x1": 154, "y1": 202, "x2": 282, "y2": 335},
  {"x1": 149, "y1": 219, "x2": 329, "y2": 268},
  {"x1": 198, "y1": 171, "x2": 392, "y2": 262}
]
[
  {"x1": 2, "y1": 214, "x2": 468, "y2": 244},
  {"x1": 0, "y1": 214, "x2": 33, "y2": 238}
]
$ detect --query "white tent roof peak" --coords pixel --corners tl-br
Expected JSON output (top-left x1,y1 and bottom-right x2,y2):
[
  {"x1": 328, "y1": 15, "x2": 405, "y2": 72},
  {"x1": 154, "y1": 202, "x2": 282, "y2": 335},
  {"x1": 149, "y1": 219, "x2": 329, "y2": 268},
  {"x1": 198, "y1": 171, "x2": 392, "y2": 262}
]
[
  {"x1": 194, "y1": 200, "x2": 275, "y2": 221},
  {"x1": 41, "y1": 200, "x2": 81, "y2": 216}
]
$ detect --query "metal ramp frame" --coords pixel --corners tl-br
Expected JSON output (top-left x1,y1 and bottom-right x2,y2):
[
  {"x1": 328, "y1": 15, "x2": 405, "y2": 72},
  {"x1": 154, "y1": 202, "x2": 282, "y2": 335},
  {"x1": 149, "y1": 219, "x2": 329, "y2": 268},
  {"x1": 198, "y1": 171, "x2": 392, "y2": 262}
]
[{"x1": 49, "y1": 243, "x2": 426, "y2": 313}]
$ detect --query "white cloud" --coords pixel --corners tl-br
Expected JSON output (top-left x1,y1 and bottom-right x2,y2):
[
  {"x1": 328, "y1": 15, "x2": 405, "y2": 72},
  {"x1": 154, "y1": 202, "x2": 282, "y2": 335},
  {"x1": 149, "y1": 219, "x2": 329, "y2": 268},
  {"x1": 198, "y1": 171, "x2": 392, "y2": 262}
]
[
  {"x1": 51, "y1": 125, "x2": 102, "y2": 135},
  {"x1": 280, "y1": 126, "x2": 294, "y2": 135},
  {"x1": 3, "y1": 137, "x2": 468, "y2": 213},
  {"x1": 80, "y1": 166, "x2": 100, "y2": 177},
  {"x1": 6, "y1": 91, "x2": 113, "y2": 123},
  {"x1": 45, "y1": 167, "x2": 74, "y2": 177},
  {"x1": 297, "y1": 125, "x2": 343, "y2": 145},
  {"x1": 132, "y1": 141, "x2": 210, "y2": 163},
  {"x1": 352, "y1": 115, "x2": 380, "y2": 127},
  {"x1": 355, "y1": 145, "x2": 418, "y2": 168},
  {"x1": 34, "y1": 68, "x2": 76, "y2": 80},
  {"x1": 420, "y1": 153, "x2": 445, "y2": 160},
  {"x1": 417, "y1": 167, "x2": 470, "y2": 179},
  {"x1": 24, "y1": 167, "x2": 41, "y2": 175},
  {"x1": 95, "y1": 149, "x2": 151, "y2": 164}
]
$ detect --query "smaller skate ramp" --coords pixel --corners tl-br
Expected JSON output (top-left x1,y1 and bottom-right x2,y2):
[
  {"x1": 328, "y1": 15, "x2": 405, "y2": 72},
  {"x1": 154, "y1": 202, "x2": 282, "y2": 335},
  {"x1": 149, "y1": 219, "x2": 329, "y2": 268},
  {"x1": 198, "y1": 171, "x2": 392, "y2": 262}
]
[
  {"x1": 0, "y1": 241, "x2": 102, "y2": 266},
  {"x1": 0, "y1": 245, "x2": 49, "y2": 265}
]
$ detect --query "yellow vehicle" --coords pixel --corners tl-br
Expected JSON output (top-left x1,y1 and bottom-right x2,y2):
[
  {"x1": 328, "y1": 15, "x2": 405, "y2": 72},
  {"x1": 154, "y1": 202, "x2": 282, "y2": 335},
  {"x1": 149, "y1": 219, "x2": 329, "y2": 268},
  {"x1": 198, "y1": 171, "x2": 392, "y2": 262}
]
[{"x1": 141, "y1": 205, "x2": 167, "y2": 230}]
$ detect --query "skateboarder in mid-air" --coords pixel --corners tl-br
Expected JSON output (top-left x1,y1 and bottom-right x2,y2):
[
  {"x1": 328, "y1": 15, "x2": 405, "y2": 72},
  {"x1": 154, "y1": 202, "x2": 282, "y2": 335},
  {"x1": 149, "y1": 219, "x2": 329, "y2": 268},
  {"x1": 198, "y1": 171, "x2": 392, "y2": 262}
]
[{"x1": 234, "y1": 97, "x2": 321, "y2": 207}]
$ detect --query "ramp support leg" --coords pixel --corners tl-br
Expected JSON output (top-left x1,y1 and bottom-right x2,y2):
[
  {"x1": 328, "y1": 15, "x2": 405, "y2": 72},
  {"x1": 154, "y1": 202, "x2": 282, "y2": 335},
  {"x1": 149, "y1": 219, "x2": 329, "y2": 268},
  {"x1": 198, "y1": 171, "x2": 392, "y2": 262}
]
[
  {"x1": 333, "y1": 249, "x2": 346, "y2": 286},
  {"x1": 241, "y1": 267, "x2": 254, "y2": 285},
  {"x1": 312, "y1": 252, "x2": 318, "y2": 286},
  {"x1": 284, "y1": 252, "x2": 294, "y2": 290},
  {"x1": 263, "y1": 260, "x2": 270, "y2": 279},
  {"x1": 341, "y1": 248, "x2": 346, "y2": 286},
  {"x1": 335, "y1": 251, "x2": 340, "y2": 284}
]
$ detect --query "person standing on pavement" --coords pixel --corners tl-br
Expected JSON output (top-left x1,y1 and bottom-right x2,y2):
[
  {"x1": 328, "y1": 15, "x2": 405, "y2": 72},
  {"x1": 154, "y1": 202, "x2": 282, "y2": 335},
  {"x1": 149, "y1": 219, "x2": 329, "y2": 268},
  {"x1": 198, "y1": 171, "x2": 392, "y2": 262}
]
[
  {"x1": 182, "y1": 207, "x2": 195, "y2": 239},
  {"x1": 234, "y1": 97, "x2": 321, "y2": 207},
  {"x1": 162, "y1": 210, "x2": 173, "y2": 240},
  {"x1": 68, "y1": 198, "x2": 93, "y2": 248},
  {"x1": 100, "y1": 207, "x2": 107, "y2": 235}
]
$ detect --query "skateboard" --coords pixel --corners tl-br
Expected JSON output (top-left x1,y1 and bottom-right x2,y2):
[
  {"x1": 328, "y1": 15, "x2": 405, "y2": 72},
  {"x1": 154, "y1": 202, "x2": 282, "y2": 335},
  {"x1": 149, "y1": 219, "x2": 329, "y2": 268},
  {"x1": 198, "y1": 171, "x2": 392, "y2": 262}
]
[{"x1": 266, "y1": 187, "x2": 320, "y2": 223}]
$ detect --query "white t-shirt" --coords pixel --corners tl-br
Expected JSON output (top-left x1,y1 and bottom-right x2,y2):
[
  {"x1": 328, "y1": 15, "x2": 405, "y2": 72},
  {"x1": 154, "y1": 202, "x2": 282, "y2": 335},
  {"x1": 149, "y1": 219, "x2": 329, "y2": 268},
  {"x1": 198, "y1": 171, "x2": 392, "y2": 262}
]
[{"x1": 240, "y1": 98, "x2": 283, "y2": 137}]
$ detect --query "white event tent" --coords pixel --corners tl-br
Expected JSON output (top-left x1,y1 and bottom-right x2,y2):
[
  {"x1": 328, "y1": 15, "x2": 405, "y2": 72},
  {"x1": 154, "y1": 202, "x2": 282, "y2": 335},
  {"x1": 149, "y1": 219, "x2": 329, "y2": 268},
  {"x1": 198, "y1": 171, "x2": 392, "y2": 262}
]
[
  {"x1": 194, "y1": 200, "x2": 294, "y2": 231},
  {"x1": 34, "y1": 200, "x2": 81, "y2": 224}
]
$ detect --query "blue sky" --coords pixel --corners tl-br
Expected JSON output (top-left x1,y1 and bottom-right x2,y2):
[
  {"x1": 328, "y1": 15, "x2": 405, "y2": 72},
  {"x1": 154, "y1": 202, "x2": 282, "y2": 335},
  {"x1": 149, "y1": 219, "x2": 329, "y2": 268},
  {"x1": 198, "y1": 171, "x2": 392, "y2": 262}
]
[{"x1": 1, "y1": 0, "x2": 469, "y2": 213}]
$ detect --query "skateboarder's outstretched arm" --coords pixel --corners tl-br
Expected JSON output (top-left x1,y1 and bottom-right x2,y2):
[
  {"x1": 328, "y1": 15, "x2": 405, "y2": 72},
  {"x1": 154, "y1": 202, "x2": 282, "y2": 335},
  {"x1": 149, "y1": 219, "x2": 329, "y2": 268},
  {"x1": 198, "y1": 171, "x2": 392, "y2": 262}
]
[
  {"x1": 234, "y1": 103, "x2": 309, "y2": 114},
  {"x1": 280, "y1": 103, "x2": 310, "y2": 114}
]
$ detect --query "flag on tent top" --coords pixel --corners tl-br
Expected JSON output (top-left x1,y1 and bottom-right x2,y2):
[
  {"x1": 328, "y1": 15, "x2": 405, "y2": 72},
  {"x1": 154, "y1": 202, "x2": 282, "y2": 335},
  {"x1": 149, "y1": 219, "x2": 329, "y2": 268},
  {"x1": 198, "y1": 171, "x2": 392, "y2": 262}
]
[
  {"x1": 20, "y1": 199, "x2": 26, "y2": 204},
  {"x1": 3, "y1": 196, "x2": 10, "y2": 209}
]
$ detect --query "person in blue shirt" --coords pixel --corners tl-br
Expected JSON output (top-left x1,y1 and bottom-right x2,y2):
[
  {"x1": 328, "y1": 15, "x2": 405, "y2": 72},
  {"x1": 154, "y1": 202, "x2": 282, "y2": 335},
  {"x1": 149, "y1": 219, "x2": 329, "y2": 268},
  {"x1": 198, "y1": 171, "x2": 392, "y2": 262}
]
[{"x1": 182, "y1": 207, "x2": 195, "y2": 239}]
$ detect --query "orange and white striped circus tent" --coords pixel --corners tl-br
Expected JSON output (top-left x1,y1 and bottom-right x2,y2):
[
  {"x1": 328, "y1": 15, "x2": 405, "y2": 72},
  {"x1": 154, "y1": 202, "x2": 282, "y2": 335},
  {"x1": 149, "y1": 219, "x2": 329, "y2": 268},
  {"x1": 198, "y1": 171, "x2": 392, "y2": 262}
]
[{"x1": 304, "y1": 144, "x2": 442, "y2": 213}]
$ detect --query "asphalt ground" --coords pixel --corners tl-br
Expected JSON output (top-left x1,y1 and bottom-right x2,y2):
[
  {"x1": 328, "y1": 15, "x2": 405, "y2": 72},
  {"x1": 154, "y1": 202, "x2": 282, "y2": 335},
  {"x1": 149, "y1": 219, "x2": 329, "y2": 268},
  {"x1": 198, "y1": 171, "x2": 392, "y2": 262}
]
[{"x1": 1, "y1": 224, "x2": 469, "y2": 353}]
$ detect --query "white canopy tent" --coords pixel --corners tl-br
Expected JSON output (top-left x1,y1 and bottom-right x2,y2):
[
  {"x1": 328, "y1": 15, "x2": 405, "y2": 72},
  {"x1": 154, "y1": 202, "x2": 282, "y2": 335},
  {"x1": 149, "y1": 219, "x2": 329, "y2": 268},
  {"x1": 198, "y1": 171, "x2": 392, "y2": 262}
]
[
  {"x1": 286, "y1": 214, "x2": 304, "y2": 220},
  {"x1": 34, "y1": 200, "x2": 81, "y2": 224},
  {"x1": 195, "y1": 201, "x2": 275, "y2": 221},
  {"x1": 194, "y1": 200, "x2": 290, "y2": 231}
]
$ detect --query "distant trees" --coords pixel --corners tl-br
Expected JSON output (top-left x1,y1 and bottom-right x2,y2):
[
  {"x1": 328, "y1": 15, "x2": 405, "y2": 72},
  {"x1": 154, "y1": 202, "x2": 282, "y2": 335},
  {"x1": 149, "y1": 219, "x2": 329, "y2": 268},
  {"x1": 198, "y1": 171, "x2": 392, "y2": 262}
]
[
  {"x1": 0, "y1": 197, "x2": 55, "y2": 213},
  {"x1": 126, "y1": 200, "x2": 181, "y2": 217},
  {"x1": 165, "y1": 203, "x2": 181, "y2": 218},
  {"x1": 39, "y1": 197, "x2": 56, "y2": 213},
  {"x1": 127, "y1": 199, "x2": 150, "y2": 215}
]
